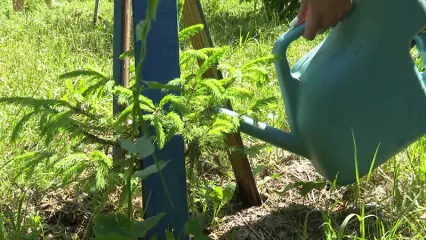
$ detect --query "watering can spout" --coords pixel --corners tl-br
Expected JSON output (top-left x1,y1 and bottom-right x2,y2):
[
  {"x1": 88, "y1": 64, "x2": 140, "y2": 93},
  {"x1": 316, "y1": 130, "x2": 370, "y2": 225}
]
[
  {"x1": 218, "y1": 108, "x2": 309, "y2": 159},
  {"x1": 216, "y1": 24, "x2": 312, "y2": 159}
]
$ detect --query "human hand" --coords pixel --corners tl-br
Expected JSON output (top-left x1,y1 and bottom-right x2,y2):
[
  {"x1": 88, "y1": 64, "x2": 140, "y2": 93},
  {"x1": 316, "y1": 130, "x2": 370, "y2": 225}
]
[{"x1": 290, "y1": 0, "x2": 353, "y2": 40}]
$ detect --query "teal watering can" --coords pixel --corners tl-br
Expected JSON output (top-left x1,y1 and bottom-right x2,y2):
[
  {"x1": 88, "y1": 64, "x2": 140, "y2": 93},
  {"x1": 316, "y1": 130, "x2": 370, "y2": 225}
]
[{"x1": 220, "y1": 0, "x2": 426, "y2": 185}]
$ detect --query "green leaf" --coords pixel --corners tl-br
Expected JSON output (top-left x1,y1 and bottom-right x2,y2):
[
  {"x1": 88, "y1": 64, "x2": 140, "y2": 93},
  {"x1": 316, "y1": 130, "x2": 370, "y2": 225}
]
[
  {"x1": 201, "y1": 79, "x2": 225, "y2": 98},
  {"x1": 115, "y1": 104, "x2": 133, "y2": 127},
  {"x1": 136, "y1": 21, "x2": 144, "y2": 41},
  {"x1": 241, "y1": 55, "x2": 276, "y2": 70},
  {"x1": 90, "y1": 151, "x2": 113, "y2": 190},
  {"x1": 120, "y1": 139, "x2": 138, "y2": 154},
  {"x1": 12, "y1": 151, "x2": 53, "y2": 181},
  {"x1": 82, "y1": 78, "x2": 110, "y2": 97},
  {"x1": 147, "y1": 0, "x2": 159, "y2": 20},
  {"x1": 11, "y1": 110, "x2": 38, "y2": 142},
  {"x1": 275, "y1": 181, "x2": 327, "y2": 197},
  {"x1": 59, "y1": 69, "x2": 108, "y2": 80},
  {"x1": 133, "y1": 160, "x2": 170, "y2": 180},
  {"x1": 184, "y1": 219, "x2": 203, "y2": 236},
  {"x1": 55, "y1": 153, "x2": 88, "y2": 171},
  {"x1": 0, "y1": 97, "x2": 74, "y2": 109},
  {"x1": 143, "y1": 81, "x2": 182, "y2": 92},
  {"x1": 213, "y1": 186, "x2": 223, "y2": 200},
  {"x1": 120, "y1": 136, "x2": 155, "y2": 158},
  {"x1": 165, "y1": 231, "x2": 175, "y2": 240},
  {"x1": 139, "y1": 95, "x2": 156, "y2": 111},
  {"x1": 243, "y1": 66, "x2": 268, "y2": 76},
  {"x1": 119, "y1": 49, "x2": 134, "y2": 59},
  {"x1": 136, "y1": 20, "x2": 150, "y2": 42},
  {"x1": 250, "y1": 96, "x2": 278, "y2": 112},
  {"x1": 197, "y1": 47, "x2": 228, "y2": 77},
  {"x1": 65, "y1": 79, "x2": 74, "y2": 93},
  {"x1": 252, "y1": 164, "x2": 265, "y2": 177},
  {"x1": 299, "y1": 181, "x2": 327, "y2": 197},
  {"x1": 275, "y1": 182, "x2": 303, "y2": 194},
  {"x1": 39, "y1": 111, "x2": 49, "y2": 132},
  {"x1": 180, "y1": 49, "x2": 208, "y2": 65},
  {"x1": 166, "y1": 112, "x2": 184, "y2": 132},
  {"x1": 208, "y1": 114, "x2": 239, "y2": 136},
  {"x1": 153, "y1": 116, "x2": 166, "y2": 149},
  {"x1": 337, "y1": 213, "x2": 359, "y2": 239},
  {"x1": 135, "y1": 136, "x2": 156, "y2": 159},
  {"x1": 133, "y1": 212, "x2": 166, "y2": 237},
  {"x1": 222, "y1": 182, "x2": 236, "y2": 203},
  {"x1": 178, "y1": 24, "x2": 204, "y2": 43},
  {"x1": 257, "y1": 173, "x2": 280, "y2": 186},
  {"x1": 159, "y1": 94, "x2": 174, "y2": 109},
  {"x1": 226, "y1": 87, "x2": 253, "y2": 99},
  {"x1": 161, "y1": 95, "x2": 189, "y2": 114},
  {"x1": 93, "y1": 213, "x2": 133, "y2": 240}
]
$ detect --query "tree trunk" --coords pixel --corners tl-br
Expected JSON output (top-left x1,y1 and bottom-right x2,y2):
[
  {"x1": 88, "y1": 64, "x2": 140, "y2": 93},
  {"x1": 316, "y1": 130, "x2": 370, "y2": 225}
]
[
  {"x1": 13, "y1": 0, "x2": 25, "y2": 11},
  {"x1": 45, "y1": 0, "x2": 54, "y2": 7}
]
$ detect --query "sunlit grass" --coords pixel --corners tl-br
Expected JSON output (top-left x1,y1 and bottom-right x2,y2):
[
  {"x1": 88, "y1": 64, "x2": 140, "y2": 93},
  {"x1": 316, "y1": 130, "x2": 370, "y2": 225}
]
[{"x1": 0, "y1": 0, "x2": 426, "y2": 238}]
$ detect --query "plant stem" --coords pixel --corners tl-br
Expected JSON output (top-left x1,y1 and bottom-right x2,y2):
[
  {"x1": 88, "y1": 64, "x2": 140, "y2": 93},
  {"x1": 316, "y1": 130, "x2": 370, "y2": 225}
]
[{"x1": 127, "y1": 154, "x2": 136, "y2": 219}]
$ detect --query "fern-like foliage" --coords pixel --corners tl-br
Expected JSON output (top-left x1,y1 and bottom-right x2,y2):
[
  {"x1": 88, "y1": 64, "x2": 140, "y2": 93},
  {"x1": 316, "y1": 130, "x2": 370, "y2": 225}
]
[
  {"x1": 0, "y1": 23, "x2": 277, "y2": 220},
  {"x1": 0, "y1": 67, "x2": 119, "y2": 195},
  {"x1": 55, "y1": 150, "x2": 114, "y2": 191}
]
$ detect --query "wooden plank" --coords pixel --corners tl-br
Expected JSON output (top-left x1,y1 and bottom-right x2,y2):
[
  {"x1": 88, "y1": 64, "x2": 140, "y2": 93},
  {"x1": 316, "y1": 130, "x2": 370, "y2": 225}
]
[
  {"x1": 183, "y1": 0, "x2": 262, "y2": 207},
  {"x1": 132, "y1": 0, "x2": 189, "y2": 239}
]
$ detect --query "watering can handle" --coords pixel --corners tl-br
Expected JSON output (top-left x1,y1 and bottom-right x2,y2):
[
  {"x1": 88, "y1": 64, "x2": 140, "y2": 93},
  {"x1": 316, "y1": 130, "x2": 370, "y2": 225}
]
[
  {"x1": 271, "y1": 23, "x2": 307, "y2": 135},
  {"x1": 414, "y1": 30, "x2": 426, "y2": 67},
  {"x1": 272, "y1": 23, "x2": 307, "y2": 80}
]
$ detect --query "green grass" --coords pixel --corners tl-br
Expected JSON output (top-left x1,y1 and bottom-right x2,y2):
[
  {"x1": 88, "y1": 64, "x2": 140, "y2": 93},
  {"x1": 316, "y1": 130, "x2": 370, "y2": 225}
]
[
  {"x1": 0, "y1": 0, "x2": 115, "y2": 238},
  {"x1": 1, "y1": 0, "x2": 426, "y2": 239}
]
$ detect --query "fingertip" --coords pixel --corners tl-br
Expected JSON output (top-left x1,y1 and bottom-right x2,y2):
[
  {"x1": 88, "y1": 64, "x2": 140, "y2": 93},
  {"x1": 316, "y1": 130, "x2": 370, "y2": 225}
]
[
  {"x1": 303, "y1": 31, "x2": 316, "y2": 40},
  {"x1": 304, "y1": 20, "x2": 317, "y2": 40}
]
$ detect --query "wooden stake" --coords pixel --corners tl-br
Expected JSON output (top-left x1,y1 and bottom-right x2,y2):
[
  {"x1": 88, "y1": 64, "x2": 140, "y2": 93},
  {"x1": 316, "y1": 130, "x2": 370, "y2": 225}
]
[
  {"x1": 13, "y1": 0, "x2": 25, "y2": 12},
  {"x1": 121, "y1": 0, "x2": 131, "y2": 88},
  {"x1": 183, "y1": 0, "x2": 262, "y2": 207},
  {"x1": 93, "y1": 0, "x2": 101, "y2": 25}
]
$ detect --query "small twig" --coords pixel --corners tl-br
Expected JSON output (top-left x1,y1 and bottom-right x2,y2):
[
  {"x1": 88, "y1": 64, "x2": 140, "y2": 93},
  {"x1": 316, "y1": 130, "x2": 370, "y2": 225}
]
[
  {"x1": 79, "y1": 128, "x2": 117, "y2": 146},
  {"x1": 44, "y1": 105, "x2": 117, "y2": 146},
  {"x1": 377, "y1": 168, "x2": 394, "y2": 184}
]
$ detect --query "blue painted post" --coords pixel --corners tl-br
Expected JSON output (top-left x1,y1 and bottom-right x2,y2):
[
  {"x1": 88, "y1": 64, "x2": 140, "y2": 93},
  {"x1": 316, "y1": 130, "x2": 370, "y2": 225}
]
[
  {"x1": 112, "y1": 0, "x2": 124, "y2": 163},
  {"x1": 112, "y1": 0, "x2": 123, "y2": 115},
  {"x1": 132, "y1": 0, "x2": 189, "y2": 239}
]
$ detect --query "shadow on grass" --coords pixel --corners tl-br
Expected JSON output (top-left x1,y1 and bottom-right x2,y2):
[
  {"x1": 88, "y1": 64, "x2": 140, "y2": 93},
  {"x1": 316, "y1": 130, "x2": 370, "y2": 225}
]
[{"x1": 216, "y1": 203, "x2": 393, "y2": 240}]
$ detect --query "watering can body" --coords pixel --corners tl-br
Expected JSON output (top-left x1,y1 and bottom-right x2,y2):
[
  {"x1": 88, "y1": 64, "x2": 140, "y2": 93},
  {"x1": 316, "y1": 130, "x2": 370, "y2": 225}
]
[{"x1": 221, "y1": 0, "x2": 426, "y2": 185}]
